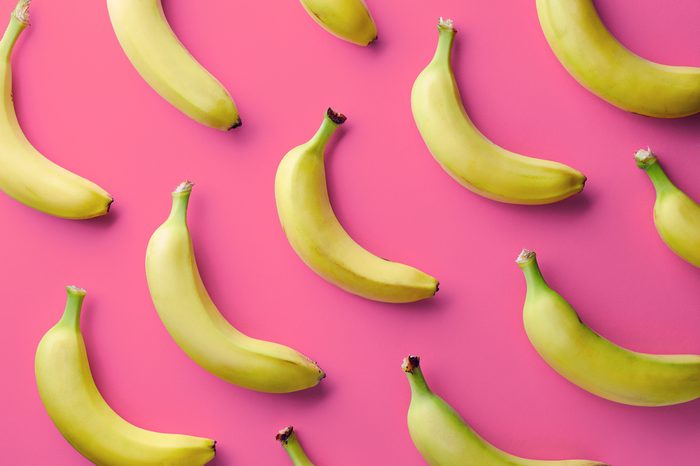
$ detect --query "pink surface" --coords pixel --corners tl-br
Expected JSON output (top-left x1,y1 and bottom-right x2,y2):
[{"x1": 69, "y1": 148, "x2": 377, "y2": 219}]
[{"x1": 1, "y1": 0, "x2": 699, "y2": 464}]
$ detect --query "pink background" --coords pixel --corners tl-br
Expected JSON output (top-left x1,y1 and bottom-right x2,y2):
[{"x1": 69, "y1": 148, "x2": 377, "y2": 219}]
[{"x1": 1, "y1": 0, "x2": 699, "y2": 464}]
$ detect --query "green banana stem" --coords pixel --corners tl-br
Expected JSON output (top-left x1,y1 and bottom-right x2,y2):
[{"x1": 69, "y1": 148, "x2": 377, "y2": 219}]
[
  {"x1": 0, "y1": 0, "x2": 29, "y2": 59},
  {"x1": 276, "y1": 426, "x2": 314, "y2": 466},
  {"x1": 635, "y1": 148, "x2": 674, "y2": 195},
  {"x1": 402, "y1": 355, "x2": 431, "y2": 395},
  {"x1": 169, "y1": 181, "x2": 193, "y2": 222},
  {"x1": 58, "y1": 286, "x2": 87, "y2": 331},
  {"x1": 432, "y1": 18, "x2": 455, "y2": 65},
  {"x1": 516, "y1": 250, "x2": 549, "y2": 290},
  {"x1": 308, "y1": 108, "x2": 346, "y2": 151}
]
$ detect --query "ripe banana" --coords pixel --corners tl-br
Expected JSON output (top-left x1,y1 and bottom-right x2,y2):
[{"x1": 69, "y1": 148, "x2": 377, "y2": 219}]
[
  {"x1": 403, "y1": 356, "x2": 608, "y2": 466},
  {"x1": 0, "y1": 1, "x2": 112, "y2": 219},
  {"x1": 276, "y1": 426, "x2": 314, "y2": 466},
  {"x1": 411, "y1": 18, "x2": 586, "y2": 205},
  {"x1": 636, "y1": 148, "x2": 700, "y2": 268},
  {"x1": 537, "y1": 0, "x2": 700, "y2": 118},
  {"x1": 299, "y1": 0, "x2": 377, "y2": 46},
  {"x1": 146, "y1": 181, "x2": 324, "y2": 393},
  {"x1": 275, "y1": 108, "x2": 438, "y2": 303},
  {"x1": 517, "y1": 249, "x2": 700, "y2": 406},
  {"x1": 107, "y1": 0, "x2": 240, "y2": 130},
  {"x1": 35, "y1": 286, "x2": 216, "y2": 466}
]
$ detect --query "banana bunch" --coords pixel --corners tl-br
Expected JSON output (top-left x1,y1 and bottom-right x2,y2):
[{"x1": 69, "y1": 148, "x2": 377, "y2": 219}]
[
  {"x1": 517, "y1": 249, "x2": 700, "y2": 406},
  {"x1": 537, "y1": 0, "x2": 700, "y2": 118},
  {"x1": 636, "y1": 149, "x2": 700, "y2": 268},
  {"x1": 403, "y1": 356, "x2": 608, "y2": 466},
  {"x1": 275, "y1": 108, "x2": 439, "y2": 303},
  {"x1": 35, "y1": 286, "x2": 216, "y2": 465},
  {"x1": 276, "y1": 426, "x2": 315, "y2": 466},
  {"x1": 411, "y1": 18, "x2": 586, "y2": 205},
  {"x1": 146, "y1": 182, "x2": 324, "y2": 393},
  {"x1": 299, "y1": 0, "x2": 377, "y2": 46},
  {"x1": 0, "y1": 0, "x2": 112, "y2": 219},
  {"x1": 107, "y1": 0, "x2": 239, "y2": 130}
]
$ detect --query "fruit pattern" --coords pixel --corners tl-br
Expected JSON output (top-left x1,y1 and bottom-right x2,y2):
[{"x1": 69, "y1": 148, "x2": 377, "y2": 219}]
[{"x1": 0, "y1": 0, "x2": 694, "y2": 464}]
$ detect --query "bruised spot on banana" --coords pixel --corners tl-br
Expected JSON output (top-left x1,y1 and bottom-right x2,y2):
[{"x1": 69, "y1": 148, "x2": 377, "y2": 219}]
[
  {"x1": 35, "y1": 286, "x2": 216, "y2": 466},
  {"x1": 107, "y1": 0, "x2": 240, "y2": 130},
  {"x1": 403, "y1": 356, "x2": 609, "y2": 466},
  {"x1": 299, "y1": 0, "x2": 377, "y2": 46},
  {"x1": 275, "y1": 108, "x2": 439, "y2": 303},
  {"x1": 0, "y1": 1, "x2": 112, "y2": 219},
  {"x1": 146, "y1": 182, "x2": 324, "y2": 393},
  {"x1": 517, "y1": 249, "x2": 700, "y2": 406},
  {"x1": 537, "y1": 0, "x2": 700, "y2": 118},
  {"x1": 411, "y1": 18, "x2": 586, "y2": 205},
  {"x1": 635, "y1": 149, "x2": 700, "y2": 268},
  {"x1": 276, "y1": 426, "x2": 315, "y2": 466}
]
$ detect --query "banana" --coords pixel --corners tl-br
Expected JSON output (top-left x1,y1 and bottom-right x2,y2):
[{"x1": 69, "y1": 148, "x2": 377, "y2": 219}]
[
  {"x1": 276, "y1": 426, "x2": 314, "y2": 466},
  {"x1": 35, "y1": 286, "x2": 216, "y2": 466},
  {"x1": 411, "y1": 18, "x2": 586, "y2": 205},
  {"x1": 517, "y1": 249, "x2": 700, "y2": 406},
  {"x1": 299, "y1": 0, "x2": 377, "y2": 46},
  {"x1": 537, "y1": 0, "x2": 700, "y2": 118},
  {"x1": 635, "y1": 148, "x2": 700, "y2": 268},
  {"x1": 275, "y1": 108, "x2": 438, "y2": 303},
  {"x1": 146, "y1": 181, "x2": 324, "y2": 393},
  {"x1": 403, "y1": 356, "x2": 608, "y2": 466},
  {"x1": 107, "y1": 0, "x2": 239, "y2": 130},
  {"x1": 0, "y1": 1, "x2": 112, "y2": 219}
]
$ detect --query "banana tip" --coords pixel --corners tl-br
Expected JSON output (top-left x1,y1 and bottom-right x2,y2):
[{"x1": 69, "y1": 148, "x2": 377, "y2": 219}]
[
  {"x1": 174, "y1": 181, "x2": 194, "y2": 194},
  {"x1": 438, "y1": 17, "x2": 454, "y2": 31},
  {"x1": 276, "y1": 426, "x2": 294, "y2": 444},
  {"x1": 402, "y1": 355, "x2": 420, "y2": 373},
  {"x1": 515, "y1": 249, "x2": 536, "y2": 265},
  {"x1": 634, "y1": 147, "x2": 657, "y2": 169},
  {"x1": 326, "y1": 108, "x2": 347, "y2": 125},
  {"x1": 66, "y1": 285, "x2": 86, "y2": 296},
  {"x1": 228, "y1": 118, "x2": 242, "y2": 130}
]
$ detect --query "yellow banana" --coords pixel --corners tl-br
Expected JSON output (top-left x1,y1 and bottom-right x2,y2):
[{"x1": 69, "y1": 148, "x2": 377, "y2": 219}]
[
  {"x1": 299, "y1": 0, "x2": 377, "y2": 46},
  {"x1": 517, "y1": 249, "x2": 700, "y2": 406},
  {"x1": 636, "y1": 148, "x2": 700, "y2": 267},
  {"x1": 146, "y1": 182, "x2": 324, "y2": 393},
  {"x1": 0, "y1": 1, "x2": 112, "y2": 219},
  {"x1": 275, "y1": 109, "x2": 438, "y2": 303},
  {"x1": 412, "y1": 19, "x2": 586, "y2": 205},
  {"x1": 276, "y1": 426, "x2": 315, "y2": 466},
  {"x1": 35, "y1": 286, "x2": 216, "y2": 466},
  {"x1": 107, "y1": 0, "x2": 240, "y2": 130},
  {"x1": 537, "y1": 0, "x2": 700, "y2": 118},
  {"x1": 403, "y1": 356, "x2": 608, "y2": 466}
]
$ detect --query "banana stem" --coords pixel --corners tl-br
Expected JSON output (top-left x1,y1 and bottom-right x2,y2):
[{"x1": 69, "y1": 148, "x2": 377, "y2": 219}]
[
  {"x1": 432, "y1": 18, "x2": 455, "y2": 65},
  {"x1": 644, "y1": 164, "x2": 674, "y2": 196},
  {"x1": 58, "y1": 286, "x2": 87, "y2": 331},
  {"x1": 0, "y1": 1, "x2": 29, "y2": 59},
  {"x1": 276, "y1": 427, "x2": 314, "y2": 466},
  {"x1": 635, "y1": 148, "x2": 673, "y2": 195},
  {"x1": 402, "y1": 356, "x2": 431, "y2": 395},
  {"x1": 169, "y1": 181, "x2": 193, "y2": 222},
  {"x1": 308, "y1": 108, "x2": 345, "y2": 151},
  {"x1": 515, "y1": 250, "x2": 548, "y2": 290}
]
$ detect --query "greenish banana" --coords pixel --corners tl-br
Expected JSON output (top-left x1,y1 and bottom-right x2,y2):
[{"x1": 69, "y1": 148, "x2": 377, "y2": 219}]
[
  {"x1": 403, "y1": 356, "x2": 608, "y2": 466},
  {"x1": 276, "y1": 426, "x2": 315, "y2": 466},
  {"x1": 517, "y1": 249, "x2": 700, "y2": 406},
  {"x1": 35, "y1": 286, "x2": 216, "y2": 465},
  {"x1": 299, "y1": 0, "x2": 377, "y2": 46},
  {"x1": 537, "y1": 0, "x2": 700, "y2": 118},
  {"x1": 0, "y1": 0, "x2": 112, "y2": 219},
  {"x1": 411, "y1": 18, "x2": 586, "y2": 205},
  {"x1": 107, "y1": 0, "x2": 240, "y2": 130},
  {"x1": 636, "y1": 149, "x2": 700, "y2": 268},
  {"x1": 275, "y1": 108, "x2": 439, "y2": 303},
  {"x1": 146, "y1": 182, "x2": 324, "y2": 393}
]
